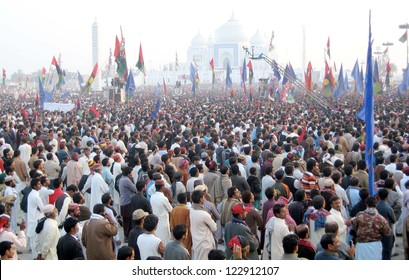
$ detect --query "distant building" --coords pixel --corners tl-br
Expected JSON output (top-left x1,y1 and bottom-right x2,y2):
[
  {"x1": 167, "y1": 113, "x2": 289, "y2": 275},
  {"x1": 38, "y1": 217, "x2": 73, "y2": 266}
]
[{"x1": 92, "y1": 18, "x2": 101, "y2": 91}]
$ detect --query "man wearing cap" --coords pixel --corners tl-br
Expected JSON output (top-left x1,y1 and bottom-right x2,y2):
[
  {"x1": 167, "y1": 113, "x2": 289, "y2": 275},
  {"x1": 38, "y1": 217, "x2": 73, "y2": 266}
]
[
  {"x1": 57, "y1": 216, "x2": 84, "y2": 260},
  {"x1": 89, "y1": 164, "x2": 109, "y2": 211},
  {"x1": 128, "y1": 209, "x2": 149, "y2": 260},
  {"x1": 0, "y1": 214, "x2": 27, "y2": 260},
  {"x1": 34, "y1": 204, "x2": 59, "y2": 260},
  {"x1": 150, "y1": 179, "x2": 173, "y2": 245},
  {"x1": 224, "y1": 203, "x2": 259, "y2": 260},
  {"x1": 190, "y1": 190, "x2": 217, "y2": 260},
  {"x1": 3, "y1": 176, "x2": 19, "y2": 231}
]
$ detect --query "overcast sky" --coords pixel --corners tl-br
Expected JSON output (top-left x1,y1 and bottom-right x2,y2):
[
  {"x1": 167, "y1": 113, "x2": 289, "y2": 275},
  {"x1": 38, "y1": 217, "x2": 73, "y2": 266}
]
[{"x1": 1, "y1": 0, "x2": 408, "y2": 76}]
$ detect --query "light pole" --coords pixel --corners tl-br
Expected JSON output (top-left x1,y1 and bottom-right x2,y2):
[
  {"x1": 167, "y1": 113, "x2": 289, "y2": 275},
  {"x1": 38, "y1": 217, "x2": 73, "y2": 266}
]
[{"x1": 399, "y1": 23, "x2": 409, "y2": 65}]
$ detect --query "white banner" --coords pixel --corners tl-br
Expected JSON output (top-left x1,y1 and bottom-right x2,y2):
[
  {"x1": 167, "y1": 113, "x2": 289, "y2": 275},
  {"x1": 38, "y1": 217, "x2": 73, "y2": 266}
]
[{"x1": 43, "y1": 102, "x2": 75, "y2": 112}]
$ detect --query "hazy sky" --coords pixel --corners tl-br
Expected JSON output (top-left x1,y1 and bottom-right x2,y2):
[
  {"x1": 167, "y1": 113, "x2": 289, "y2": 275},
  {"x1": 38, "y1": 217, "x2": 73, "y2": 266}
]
[{"x1": 1, "y1": 0, "x2": 408, "y2": 76}]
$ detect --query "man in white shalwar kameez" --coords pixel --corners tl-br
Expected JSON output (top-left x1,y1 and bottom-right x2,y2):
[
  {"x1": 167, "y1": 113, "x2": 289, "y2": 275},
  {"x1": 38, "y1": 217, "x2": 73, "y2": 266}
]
[
  {"x1": 326, "y1": 196, "x2": 348, "y2": 243},
  {"x1": 263, "y1": 204, "x2": 291, "y2": 260},
  {"x1": 190, "y1": 189, "x2": 217, "y2": 260},
  {"x1": 150, "y1": 180, "x2": 173, "y2": 245},
  {"x1": 89, "y1": 164, "x2": 109, "y2": 211},
  {"x1": 34, "y1": 204, "x2": 60, "y2": 260}
]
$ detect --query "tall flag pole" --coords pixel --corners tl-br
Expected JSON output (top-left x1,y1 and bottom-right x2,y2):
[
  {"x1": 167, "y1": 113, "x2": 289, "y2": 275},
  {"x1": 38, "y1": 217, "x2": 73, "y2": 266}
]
[
  {"x1": 189, "y1": 63, "x2": 197, "y2": 95},
  {"x1": 268, "y1": 31, "x2": 275, "y2": 52},
  {"x1": 83, "y1": 63, "x2": 99, "y2": 93},
  {"x1": 247, "y1": 60, "x2": 253, "y2": 85},
  {"x1": 163, "y1": 78, "x2": 168, "y2": 96},
  {"x1": 2, "y1": 69, "x2": 5, "y2": 86},
  {"x1": 175, "y1": 52, "x2": 179, "y2": 71},
  {"x1": 385, "y1": 60, "x2": 391, "y2": 89},
  {"x1": 364, "y1": 11, "x2": 374, "y2": 197},
  {"x1": 51, "y1": 56, "x2": 64, "y2": 89},
  {"x1": 209, "y1": 58, "x2": 215, "y2": 86},
  {"x1": 136, "y1": 43, "x2": 146, "y2": 84},
  {"x1": 326, "y1": 36, "x2": 331, "y2": 60}
]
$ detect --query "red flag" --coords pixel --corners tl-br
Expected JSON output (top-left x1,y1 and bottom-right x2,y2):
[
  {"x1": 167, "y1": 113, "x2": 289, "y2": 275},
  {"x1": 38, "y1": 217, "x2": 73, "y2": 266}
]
[
  {"x1": 386, "y1": 60, "x2": 391, "y2": 73},
  {"x1": 2, "y1": 68, "x2": 5, "y2": 78},
  {"x1": 21, "y1": 108, "x2": 29, "y2": 120},
  {"x1": 114, "y1": 36, "x2": 120, "y2": 59},
  {"x1": 42, "y1": 67, "x2": 46, "y2": 75},
  {"x1": 89, "y1": 106, "x2": 100, "y2": 118},
  {"x1": 298, "y1": 126, "x2": 307, "y2": 142},
  {"x1": 163, "y1": 78, "x2": 168, "y2": 94},
  {"x1": 305, "y1": 61, "x2": 312, "y2": 92},
  {"x1": 51, "y1": 56, "x2": 58, "y2": 66},
  {"x1": 209, "y1": 58, "x2": 214, "y2": 69}
]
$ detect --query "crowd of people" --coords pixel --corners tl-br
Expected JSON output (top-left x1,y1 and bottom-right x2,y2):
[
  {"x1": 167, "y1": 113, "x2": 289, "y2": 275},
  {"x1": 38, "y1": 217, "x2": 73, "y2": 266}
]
[{"x1": 0, "y1": 84, "x2": 408, "y2": 260}]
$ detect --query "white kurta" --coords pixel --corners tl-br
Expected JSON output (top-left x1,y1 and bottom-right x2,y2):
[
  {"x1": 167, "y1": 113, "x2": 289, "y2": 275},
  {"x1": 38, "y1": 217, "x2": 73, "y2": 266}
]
[
  {"x1": 151, "y1": 192, "x2": 173, "y2": 244},
  {"x1": 34, "y1": 218, "x2": 60, "y2": 260},
  {"x1": 263, "y1": 217, "x2": 290, "y2": 260},
  {"x1": 190, "y1": 206, "x2": 217, "y2": 260},
  {"x1": 327, "y1": 208, "x2": 348, "y2": 243},
  {"x1": 89, "y1": 173, "x2": 109, "y2": 210},
  {"x1": 27, "y1": 190, "x2": 47, "y2": 238},
  {"x1": 0, "y1": 229, "x2": 27, "y2": 260}
]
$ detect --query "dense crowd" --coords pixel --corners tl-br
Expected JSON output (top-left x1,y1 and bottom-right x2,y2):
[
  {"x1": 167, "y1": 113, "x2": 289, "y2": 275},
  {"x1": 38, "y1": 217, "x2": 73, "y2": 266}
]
[{"x1": 0, "y1": 85, "x2": 408, "y2": 260}]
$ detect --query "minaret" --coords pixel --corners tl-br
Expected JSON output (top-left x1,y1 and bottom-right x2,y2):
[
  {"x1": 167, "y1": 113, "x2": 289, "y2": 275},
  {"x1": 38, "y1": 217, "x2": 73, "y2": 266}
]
[{"x1": 92, "y1": 18, "x2": 101, "y2": 91}]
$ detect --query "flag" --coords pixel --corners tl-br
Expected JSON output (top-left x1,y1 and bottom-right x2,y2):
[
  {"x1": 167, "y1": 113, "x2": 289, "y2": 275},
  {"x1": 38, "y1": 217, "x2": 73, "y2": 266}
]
[
  {"x1": 51, "y1": 56, "x2": 64, "y2": 89},
  {"x1": 163, "y1": 78, "x2": 168, "y2": 95},
  {"x1": 190, "y1": 63, "x2": 197, "y2": 95},
  {"x1": 89, "y1": 106, "x2": 100, "y2": 118},
  {"x1": 326, "y1": 37, "x2": 331, "y2": 59},
  {"x1": 399, "y1": 30, "x2": 408, "y2": 43},
  {"x1": 226, "y1": 62, "x2": 232, "y2": 89},
  {"x1": 21, "y1": 108, "x2": 29, "y2": 121},
  {"x1": 41, "y1": 67, "x2": 46, "y2": 83},
  {"x1": 75, "y1": 97, "x2": 82, "y2": 116},
  {"x1": 247, "y1": 60, "x2": 253, "y2": 85},
  {"x1": 322, "y1": 60, "x2": 335, "y2": 97},
  {"x1": 38, "y1": 77, "x2": 45, "y2": 108},
  {"x1": 305, "y1": 61, "x2": 313, "y2": 92},
  {"x1": 345, "y1": 72, "x2": 350, "y2": 91},
  {"x1": 269, "y1": 31, "x2": 274, "y2": 52},
  {"x1": 114, "y1": 35, "x2": 128, "y2": 81},
  {"x1": 298, "y1": 126, "x2": 307, "y2": 142},
  {"x1": 333, "y1": 62, "x2": 337, "y2": 72},
  {"x1": 125, "y1": 70, "x2": 136, "y2": 97},
  {"x1": 373, "y1": 60, "x2": 382, "y2": 95},
  {"x1": 334, "y1": 64, "x2": 345, "y2": 99},
  {"x1": 150, "y1": 98, "x2": 161, "y2": 119},
  {"x1": 136, "y1": 42, "x2": 145, "y2": 74},
  {"x1": 175, "y1": 52, "x2": 179, "y2": 70},
  {"x1": 241, "y1": 58, "x2": 247, "y2": 88},
  {"x1": 77, "y1": 71, "x2": 84, "y2": 88},
  {"x1": 272, "y1": 61, "x2": 281, "y2": 81},
  {"x1": 351, "y1": 59, "x2": 363, "y2": 94},
  {"x1": 398, "y1": 64, "x2": 409, "y2": 92},
  {"x1": 383, "y1": 47, "x2": 388, "y2": 55},
  {"x1": 2, "y1": 68, "x2": 6, "y2": 85},
  {"x1": 385, "y1": 60, "x2": 391, "y2": 89},
  {"x1": 364, "y1": 12, "x2": 374, "y2": 196},
  {"x1": 209, "y1": 58, "x2": 215, "y2": 85},
  {"x1": 83, "y1": 63, "x2": 98, "y2": 93}
]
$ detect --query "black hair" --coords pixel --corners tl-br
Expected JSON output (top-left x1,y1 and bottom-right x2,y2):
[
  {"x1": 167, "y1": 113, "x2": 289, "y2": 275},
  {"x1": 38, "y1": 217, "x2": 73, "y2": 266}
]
[
  {"x1": 191, "y1": 190, "x2": 204, "y2": 204},
  {"x1": 143, "y1": 214, "x2": 159, "y2": 231},
  {"x1": 283, "y1": 234, "x2": 299, "y2": 254},
  {"x1": 117, "y1": 246, "x2": 134, "y2": 260},
  {"x1": 172, "y1": 224, "x2": 187, "y2": 240},
  {"x1": 208, "y1": 249, "x2": 226, "y2": 260}
]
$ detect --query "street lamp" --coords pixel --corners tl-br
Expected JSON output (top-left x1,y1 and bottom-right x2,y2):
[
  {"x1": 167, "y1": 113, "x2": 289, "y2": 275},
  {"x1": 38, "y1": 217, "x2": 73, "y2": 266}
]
[{"x1": 399, "y1": 23, "x2": 409, "y2": 65}]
